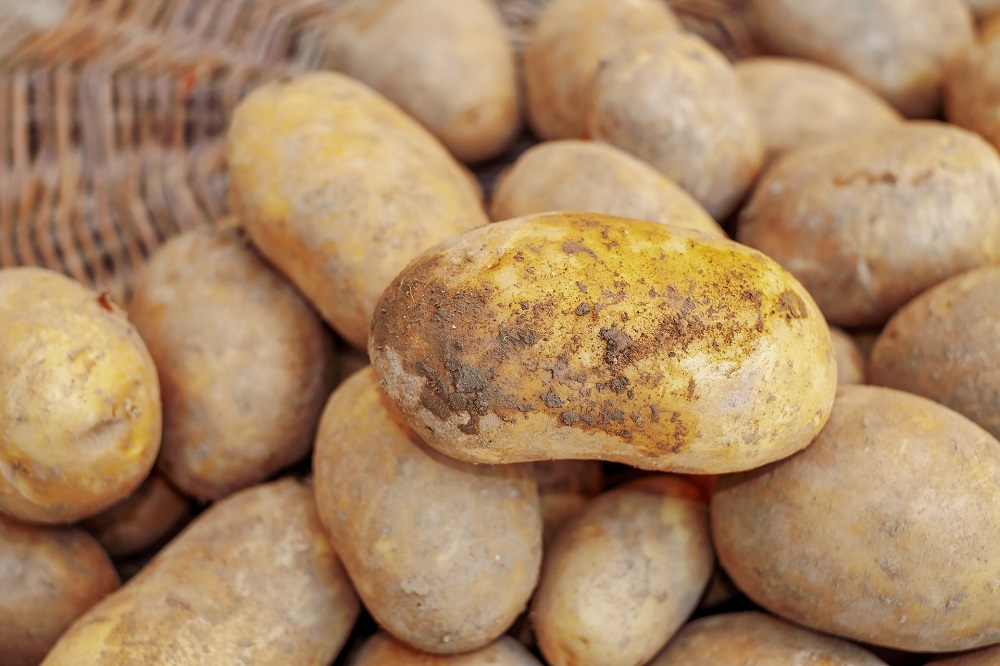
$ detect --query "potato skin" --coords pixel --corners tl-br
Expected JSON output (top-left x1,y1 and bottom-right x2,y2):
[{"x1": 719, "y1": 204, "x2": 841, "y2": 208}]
[
  {"x1": 931, "y1": 645, "x2": 1000, "y2": 665},
  {"x1": 531, "y1": 476, "x2": 713, "y2": 666},
  {"x1": 227, "y1": 72, "x2": 488, "y2": 348},
  {"x1": 313, "y1": 368, "x2": 542, "y2": 654},
  {"x1": 737, "y1": 122, "x2": 1000, "y2": 328},
  {"x1": 945, "y1": 39, "x2": 1000, "y2": 152},
  {"x1": 129, "y1": 226, "x2": 334, "y2": 501},
  {"x1": 42, "y1": 477, "x2": 360, "y2": 665},
  {"x1": 490, "y1": 140, "x2": 724, "y2": 238},
  {"x1": 313, "y1": 0, "x2": 519, "y2": 163},
  {"x1": 0, "y1": 515, "x2": 119, "y2": 666},
  {"x1": 370, "y1": 212, "x2": 836, "y2": 474},
  {"x1": 870, "y1": 266, "x2": 1000, "y2": 439},
  {"x1": 0, "y1": 267, "x2": 161, "y2": 524},
  {"x1": 747, "y1": 0, "x2": 974, "y2": 117},
  {"x1": 712, "y1": 385, "x2": 1000, "y2": 652},
  {"x1": 831, "y1": 326, "x2": 867, "y2": 385},
  {"x1": 587, "y1": 33, "x2": 763, "y2": 220},
  {"x1": 523, "y1": 0, "x2": 678, "y2": 141},
  {"x1": 647, "y1": 612, "x2": 888, "y2": 665},
  {"x1": 735, "y1": 57, "x2": 901, "y2": 162},
  {"x1": 351, "y1": 633, "x2": 543, "y2": 665}
]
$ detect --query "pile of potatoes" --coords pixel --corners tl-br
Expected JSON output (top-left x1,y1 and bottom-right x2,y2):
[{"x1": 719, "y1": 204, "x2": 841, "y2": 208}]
[{"x1": 5, "y1": 0, "x2": 1000, "y2": 663}]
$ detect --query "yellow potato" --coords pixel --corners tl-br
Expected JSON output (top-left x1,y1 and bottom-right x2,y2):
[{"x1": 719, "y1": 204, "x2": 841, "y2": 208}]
[
  {"x1": 0, "y1": 267, "x2": 161, "y2": 524},
  {"x1": 227, "y1": 72, "x2": 488, "y2": 348},
  {"x1": 370, "y1": 212, "x2": 836, "y2": 474},
  {"x1": 129, "y1": 226, "x2": 335, "y2": 501},
  {"x1": 587, "y1": 33, "x2": 763, "y2": 220},
  {"x1": 522, "y1": 0, "x2": 679, "y2": 140},
  {"x1": 0, "y1": 515, "x2": 119, "y2": 666},
  {"x1": 531, "y1": 475, "x2": 713, "y2": 666},
  {"x1": 712, "y1": 385, "x2": 1000, "y2": 651},
  {"x1": 42, "y1": 477, "x2": 360, "y2": 665},
  {"x1": 490, "y1": 140, "x2": 724, "y2": 238},
  {"x1": 313, "y1": 368, "x2": 541, "y2": 654},
  {"x1": 310, "y1": 0, "x2": 519, "y2": 163},
  {"x1": 831, "y1": 326, "x2": 867, "y2": 385},
  {"x1": 351, "y1": 632, "x2": 543, "y2": 665}
]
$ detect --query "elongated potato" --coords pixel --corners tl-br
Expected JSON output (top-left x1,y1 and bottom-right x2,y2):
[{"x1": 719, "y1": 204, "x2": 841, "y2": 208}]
[
  {"x1": 310, "y1": 0, "x2": 519, "y2": 163},
  {"x1": 870, "y1": 266, "x2": 1000, "y2": 439},
  {"x1": 227, "y1": 72, "x2": 488, "y2": 348},
  {"x1": 735, "y1": 57, "x2": 902, "y2": 162},
  {"x1": 129, "y1": 226, "x2": 335, "y2": 501},
  {"x1": 531, "y1": 475, "x2": 713, "y2": 666},
  {"x1": 737, "y1": 122, "x2": 1000, "y2": 328},
  {"x1": 747, "y1": 0, "x2": 974, "y2": 117},
  {"x1": 648, "y1": 612, "x2": 888, "y2": 665},
  {"x1": 313, "y1": 368, "x2": 541, "y2": 654},
  {"x1": 523, "y1": 0, "x2": 679, "y2": 140},
  {"x1": 588, "y1": 33, "x2": 763, "y2": 219},
  {"x1": 352, "y1": 633, "x2": 543, "y2": 665},
  {"x1": 0, "y1": 267, "x2": 161, "y2": 524},
  {"x1": 0, "y1": 515, "x2": 119, "y2": 666},
  {"x1": 43, "y1": 477, "x2": 359, "y2": 665},
  {"x1": 490, "y1": 140, "x2": 724, "y2": 237},
  {"x1": 713, "y1": 385, "x2": 1000, "y2": 651},
  {"x1": 370, "y1": 212, "x2": 836, "y2": 474}
]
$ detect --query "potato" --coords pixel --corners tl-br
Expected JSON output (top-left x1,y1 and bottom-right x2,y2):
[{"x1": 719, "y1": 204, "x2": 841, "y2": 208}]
[
  {"x1": 697, "y1": 567, "x2": 741, "y2": 611},
  {"x1": 490, "y1": 140, "x2": 724, "y2": 238},
  {"x1": 737, "y1": 122, "x2": 1000, "y2": 328},
  {"x1": 870, "y1": 266, "x2": 1000, "y2": 440},
  {"x1": 313, "y1": 368, "x2": 541, "y2": 654},
  {"x1": 0, "y1": 267, "x2": 161, "y2": 524},
  {"x1": 227, "y1": 71, "x2": 488, "y2": 349},
  {"x1": 968, "y1": 0, "x2": 1000, "y2": 17},
  {"x1": 128, "y1": 226, "x2": 334, "y2": 501},
  {"x1": 42, "y1": 477, "x2": 359, "y2": 665},
  {"x1": 370, "y1": 211, "x2": 836, "y2": 474},
  {"x1": 538, "y1": 492, "x2": 587, "y2": 546},
  {"x1": 735, "y1": 57, "x2": 902, "y2": 162},
  {"x1": 522, "y1": 0, "x2": 679, "y2": 141},
  {"x1": 0, "y1": 515, "x2": 119, "y2": 666},
  {"x1": 931, "y1": 645, "x2": 1000, "y2": 665},
  {"x1": 647, "y1": 612, "x2": 888, "y2": 665},
  {"x1": 980, "y1": 12, "x2": 1000, "y2": 43},
  {"x1": 588, "y1": 33, "x2": 764, "y2": 220},
  {"x1": 945, "y1": 39, "x2": 1000, "y2": 152},
  {"x1": 531, "y1": 475, "x2": 713, "y2": 666},
  {"x1": 310, "y1": 0, "x2": 519, "y2": 163},
  {"x1": 712, "y1": 385, "x2": 1000, "y2": 651},
  {"x1": 351, "y1": 632, "x2": 542, "y2": 665},
  {"x1": 831, "y1": 326, "x2": 867, "y2": 385},
  {"x1": 82, "y1": 471, "x2": 191, "y2": 558},
  {"x1": 747, "y1": 0, "x2": 974, "y2": 117},
  {"x1": 532, "y1": 460, "x2": 603, "y2": 496}
]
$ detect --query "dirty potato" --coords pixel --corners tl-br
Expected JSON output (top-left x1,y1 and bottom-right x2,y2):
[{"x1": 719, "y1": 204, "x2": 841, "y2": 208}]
[
  {"x1": 490, "y1": 140, "x2": 724, "y2": 237},
  {"x1": 42, "y1": 477, "x2": 360, "y2": 665},
  {"x1": 227, "y1": 72, "x2": 488, "y2": 348},
  {"x1": 129, "y1": 226, "x2": 335, "y2": 501},
  {"x1": 713, "y1": 385, "x2": 1000, "y2": 652},
  {"x1": 0, "y1": 267, "x2": 161, "y2": 524},
  {"x1": 370, "y1": 212, "x2": 836, "y2": 474},
  {"x1": 313, "y1": 368, "x2": 542, "y2": 654},
  {"x1": 351, "y1": 632, "x2": 543, "y2": 665}
]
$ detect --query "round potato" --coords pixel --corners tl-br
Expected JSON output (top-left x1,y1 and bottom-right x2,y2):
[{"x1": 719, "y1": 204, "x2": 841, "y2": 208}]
[
  {"x1": 831, "y1": 326, "x2": 867, "y2": 385},
  {"x1": 737, "y1": 122, "x2": 1000, "y2": 328},
  {"x1": 588, "y1": 33, "x2": 763, "y2": 220},
  {"x1": 82, "y1": 471, "x2": 191, "y2": 558},
  {"x1": 129, "y1": 226, "x2": 334, "y2": 501},
  {"x1": 227, "y1": 71, "x2": 488, "y2": 349},
  {"x1": 945, "y1": 39, "x2": 1000, "y2": 152},
  {"x1": 313, "y1": 368, "x2": 542, "y2": 654},
  {"x1": 747, "y1": 0, "x2": 974, "y2": 117},
  {"x1": 0, "y1": 515, "x2": 119, "y2": 666},
  {"x1": 370, "y1": 212, "x2": 836, "y2": 474},
  {"x1": 870, "y1": 266, "x2": 1000, "y2": 440},
  {"x1": 735, "y1": 57, "x2": 902, "y2": 162},
  {"x1": 647, "y1": 612, "x2": 888, "y2": 665},
  {"x1": 0, "y1": 267, "x2": 161, "y2": 524},
  {"x1": 42, "y1": 477, "x2": 360, "y2": 665},
  {"x1": 490, "y1": 140, "x2": 724, "y2": 238},
  {"x1": 522, "y1": 0, "x2": 679, "y2": 141},
  {"x1": 309, "y1": 0, "x2": 519, "y2": 163},
  {"x1": 351, "y1": 633, "x2": 542, "y2": 665},
  {"x1": 712, "y1": 385, "x2": 1000, "y2": 652},
  {"x1": 531, "y1": 475, "x2": 713, "y2": 666}
]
